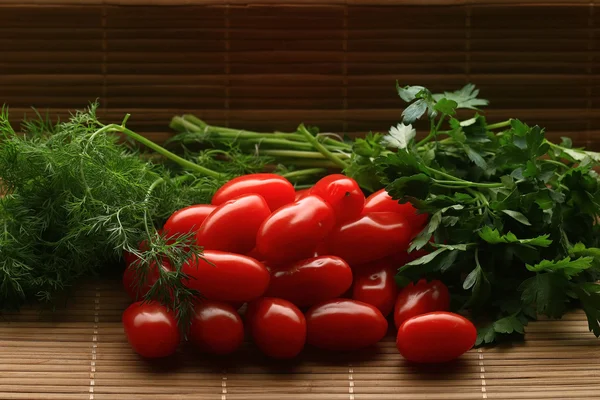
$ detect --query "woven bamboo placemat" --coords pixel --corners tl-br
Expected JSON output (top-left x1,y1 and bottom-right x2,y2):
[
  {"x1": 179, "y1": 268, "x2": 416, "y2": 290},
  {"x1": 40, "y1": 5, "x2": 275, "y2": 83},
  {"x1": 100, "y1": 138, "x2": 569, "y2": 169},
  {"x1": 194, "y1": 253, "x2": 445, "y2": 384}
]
[{"x1": 0, "y1": 279, "x2": 598, "y2": 400}]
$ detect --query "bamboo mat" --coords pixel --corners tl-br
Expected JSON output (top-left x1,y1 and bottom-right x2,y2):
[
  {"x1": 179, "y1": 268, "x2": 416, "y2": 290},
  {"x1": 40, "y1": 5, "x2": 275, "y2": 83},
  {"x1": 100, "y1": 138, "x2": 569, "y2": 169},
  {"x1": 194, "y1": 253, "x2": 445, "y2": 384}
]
[
  {"x1": 2, "y1": 1, "x2": 600, "y2": 148},
  {"x1": 0, "y1": 279, "x2": 598, "y2": 400}
]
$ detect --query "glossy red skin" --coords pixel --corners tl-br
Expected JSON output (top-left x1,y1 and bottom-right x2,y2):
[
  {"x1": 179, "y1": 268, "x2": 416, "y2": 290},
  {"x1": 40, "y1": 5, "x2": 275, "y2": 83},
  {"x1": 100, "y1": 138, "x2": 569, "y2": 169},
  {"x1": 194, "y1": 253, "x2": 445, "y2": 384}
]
[
  {"x1": 248, "y1": 297, "x2": 306, "y2": 359},
  {"x1": 309, "y1": 174, "x2": 365, "y2": 224},
  {"x1": 394, "y1": 279, "x2": 450, "y2": 329},
  {"x1": 189, "y1": 300, "x2": 244, "y2": 355},
  {"x1": 295, "y1": 189, "x2": 311, "y2": 201},
  {"x1": 363, "y1": 189, "x2": 428, "y2": 232},
  {"x1": 196, "y1": 194, "x2": 271, "y2": 254},
  {"x1": 122, "y1": 301, "x2": 180, "y2": 358},
  {"x1": 265, "y1": 256, "x2": 353, "y2": 308},
  {"x1": 352, "y1": 260, "x2": 398, "y2": 317},
  {"x1": 183, "y1": 250, "x2": 270, "y2": 303},
  {"x1": 256, "y1": 195, "x2": 336, "y2": 265},
  {"x1": 396, "y1": 312, "x2": 477, "y2": 363},
  {"x1": 212, "y1": 173, "x2": 295, "y2": 212},
  {"x1": 163, "y1": 204, "x2": 216, "y2": 238},
  {"x1": 122, "y1": 260, "x2": 171, "y2": 301},
  {"x1": 326, "y1": 212, "x2": 412, "y2": 266},
  {"x1": 306, "y1": 299, "x2": 388, "y2": 351}
]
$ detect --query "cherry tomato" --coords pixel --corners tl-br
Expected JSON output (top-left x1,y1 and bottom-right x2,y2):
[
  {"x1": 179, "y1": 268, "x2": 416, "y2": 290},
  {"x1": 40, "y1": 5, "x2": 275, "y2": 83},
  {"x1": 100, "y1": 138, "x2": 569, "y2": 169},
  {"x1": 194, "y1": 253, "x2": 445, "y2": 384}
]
[
  {"x1": 396, "y1": 312, "x2": 476, "y2": 363},
  {"x1": 163, "y1": 204, "x2": 216, "y2": 238},
  {"x1": 363, "y1": 189, "x2": 428, "y2": 233},
  {"x1": 394, "y1": 279, "x2": 450, "y2": 329},
  {"x1": 212, "y1": 173, "x2": 295, "y2": 212},
  {"x1": 306, "y1": 299, "x2": 387, "y2": 351},
  {"x1": 325, "y1": 212, "x2": 412, "y2": 266},
  {"x1": 183, "y1": 250, "x2": 270, "y2": 303},
  {"x1": 122, "y1": 301, "x2": 180, "y2": 358},
  {"x1": 247, "y1": 297, "x2": 306, "y2": 359},
  {"x1": 309, "y1": 174, "x2": 364, "y2": 223},
  {"x1": 197, "y1": 194, "x2": 271, "y2": 254},
  {"x1": 265, "y1": 256, "x2": 353, "y2": 308},
  {"x1": 189, "y1": 300, "x2": 244, "y2": 355},
  {"x1": 352, "y1": 260, "x2": 397, "y2": 317},
  {"x1": 122, "y1": 260, "x2": 171, "y2": 301},
  {"x1": 256, "y1": 195, "x2": 336, "y2": 265}
]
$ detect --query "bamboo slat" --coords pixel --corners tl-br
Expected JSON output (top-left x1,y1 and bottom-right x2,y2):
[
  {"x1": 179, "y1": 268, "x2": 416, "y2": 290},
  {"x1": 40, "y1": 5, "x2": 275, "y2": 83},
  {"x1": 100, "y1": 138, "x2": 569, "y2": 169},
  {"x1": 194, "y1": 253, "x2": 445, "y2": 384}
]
[
  {"x1": 1, "y1": 1, "x2": 600, "y2": 147},
  {"x1": 0, "y1": 280, "x2": 599, "y2": 400}
]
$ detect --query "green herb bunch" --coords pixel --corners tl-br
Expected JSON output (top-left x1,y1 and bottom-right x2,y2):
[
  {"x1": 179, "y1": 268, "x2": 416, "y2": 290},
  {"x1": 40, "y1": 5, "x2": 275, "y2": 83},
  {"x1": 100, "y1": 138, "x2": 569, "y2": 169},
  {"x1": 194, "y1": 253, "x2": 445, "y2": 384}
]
[
  {"x1": 375, "y1": 84, "x2": 600, "y2": 344},
  {"x1": 0, "y1": 104, "x2": 248, "y2": 325}
]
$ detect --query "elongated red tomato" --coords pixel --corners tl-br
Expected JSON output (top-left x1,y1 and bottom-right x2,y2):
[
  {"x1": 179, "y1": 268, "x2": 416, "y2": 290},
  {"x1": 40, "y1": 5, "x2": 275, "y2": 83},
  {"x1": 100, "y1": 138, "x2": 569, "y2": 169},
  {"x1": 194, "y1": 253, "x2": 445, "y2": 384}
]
[
  {"x1": 256, "y1": 195, "x2": 336, "y2": 265},
  {"x1": 122, "y1": 301, "x2": 180, "y2": 358},
  {"x1": 212, "y1": 173, "x2": 295, "y2": 212},
  {"x1": 189, "y1": 300, "x2": 244, "y2": 355},
  {"x1": 352, "y1": 260, "x2": 397, "y2": 317},
  {"x1": 363, "y1": 189, "x2": 428, "y2": 233},
  {"x1": 325, "y1": 212, "x2": 412, "y2": 266},
  {"x1": 309, "y1": 174, "x2": 365, "y2": 223},
  {"x1": 122, "y1": 260, "x2": 171, "y2": 301},
  {"x1": 394, "y1": 279, "x2": 450, "y2": 329},
  {"x1": 248, "y1": 297, "x2": 306, "y2": 359},
  {"x1": 197, "y1": 194, "x2": 270, "y2": 254},
  {"x1": 183, "y1": 250, "x2": 270, "y2": 303},
  {"x1": 295, "y1": 188, "x2": 311, "y2": 201},
  {"x1": 163, "y1": 204, "x2": 216, "y2": 238},
  {"x1": 306, "y1": 299, "x2": 387, "y2": 351},
  {"x1": 396, "y1": 312, "x2": 476, "y2": 363},
  {"x1": 265, "y1": 256, "x2": 353, "y2": 308}
]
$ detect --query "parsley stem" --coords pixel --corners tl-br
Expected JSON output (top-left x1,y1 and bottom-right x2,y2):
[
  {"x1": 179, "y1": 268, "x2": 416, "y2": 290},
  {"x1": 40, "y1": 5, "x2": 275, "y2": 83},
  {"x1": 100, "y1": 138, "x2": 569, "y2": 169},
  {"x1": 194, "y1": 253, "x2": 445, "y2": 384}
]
[
  {"x1": 433, "y1": 179, "x2": 503, "y2": 188},
  {"x1": 543, "y1": 159, "x2": 569, "y2": 169},
  {"x1": 282, "y1": 168, "x2": 327, "y2": 180},
  {"x1": 487, "y1": 120, "x2": 511, "y2": 130},
  {"x1": 101, "y1": 124, "x2": 223, "y2": 179},
  {"x1": 298, "y1": 124, "x2": 349, "y2": 169},
  {"x1": 258, "y1": 149, "x2": 350, "y2": 160}
]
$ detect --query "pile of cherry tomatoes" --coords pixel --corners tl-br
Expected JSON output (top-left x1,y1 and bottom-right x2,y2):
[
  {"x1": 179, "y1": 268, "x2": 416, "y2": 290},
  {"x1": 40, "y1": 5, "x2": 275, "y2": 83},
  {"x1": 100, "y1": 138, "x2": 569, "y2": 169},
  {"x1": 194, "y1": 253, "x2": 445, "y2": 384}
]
[{"x1": 122, "y1": 173, "x2": 477, "y2": 363}]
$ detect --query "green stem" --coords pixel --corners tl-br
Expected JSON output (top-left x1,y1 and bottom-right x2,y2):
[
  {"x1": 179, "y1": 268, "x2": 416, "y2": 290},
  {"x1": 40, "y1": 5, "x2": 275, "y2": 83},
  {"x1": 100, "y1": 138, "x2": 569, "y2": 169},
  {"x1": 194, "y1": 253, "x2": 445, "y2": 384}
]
[
  {"x1": 543, "y1": 159, "x2": 569, "y2": 169},
  {"x1": 282, "y1": 168, "x2": 328, "y2": 180},
  {"x1": 433, "y1": 179, "x2": 503, "y2": 188},
  {"x1": 298, "y1": 125, "x2": 349, "y2": 169},
  {"x1": 487, "y1": 120, "x2": 511, "y2": 130},
  {"x1": 258, "y1": 149, "x2": 350, "y2": 160},
  {"x1": 101, "y1": 124, "x2": 222, "y2": 179},
  {"x1": 283, "y1": 159, "x2": 342, "y2": 168},
  {"x1": 292, "y1": 184, "x2": 314, "y2": 190}
]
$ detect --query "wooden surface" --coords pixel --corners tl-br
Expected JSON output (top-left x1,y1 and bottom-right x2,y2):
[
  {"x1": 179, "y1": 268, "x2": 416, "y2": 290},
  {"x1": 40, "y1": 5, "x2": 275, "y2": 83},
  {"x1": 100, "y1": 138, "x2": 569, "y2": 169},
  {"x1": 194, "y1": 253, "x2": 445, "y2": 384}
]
[
  {"x1": 0, "y1": 279, "x2": 599, "y2": 400},
  {"x1": 1, "y1": 1, "x2": 600, "y2": 148}
]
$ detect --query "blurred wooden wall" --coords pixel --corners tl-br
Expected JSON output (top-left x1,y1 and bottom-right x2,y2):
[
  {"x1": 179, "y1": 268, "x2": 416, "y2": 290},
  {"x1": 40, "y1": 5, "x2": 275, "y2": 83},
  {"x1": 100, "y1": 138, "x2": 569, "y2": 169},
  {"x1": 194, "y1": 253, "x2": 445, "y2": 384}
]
[{"x1": 0, "y1": 1, "x2": 598, "y2": 147}]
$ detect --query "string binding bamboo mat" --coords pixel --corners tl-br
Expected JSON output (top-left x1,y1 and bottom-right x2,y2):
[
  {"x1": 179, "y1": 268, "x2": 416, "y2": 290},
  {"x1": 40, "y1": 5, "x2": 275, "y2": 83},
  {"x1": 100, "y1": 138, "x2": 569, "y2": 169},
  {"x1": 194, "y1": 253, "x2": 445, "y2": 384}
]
[
  {"x1": 0, "y1": 279, "x2": 598, "y2": 400},
  {"x1": 1, "y1": 0, "x2": 600, "y2": 148}
]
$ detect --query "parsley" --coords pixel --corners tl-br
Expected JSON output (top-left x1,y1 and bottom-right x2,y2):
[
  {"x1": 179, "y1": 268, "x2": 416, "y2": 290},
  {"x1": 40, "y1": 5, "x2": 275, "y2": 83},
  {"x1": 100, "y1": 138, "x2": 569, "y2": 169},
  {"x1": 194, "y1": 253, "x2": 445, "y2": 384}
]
[{"x1": 377, "y1": 83, "x2": 600, "y2": 343}]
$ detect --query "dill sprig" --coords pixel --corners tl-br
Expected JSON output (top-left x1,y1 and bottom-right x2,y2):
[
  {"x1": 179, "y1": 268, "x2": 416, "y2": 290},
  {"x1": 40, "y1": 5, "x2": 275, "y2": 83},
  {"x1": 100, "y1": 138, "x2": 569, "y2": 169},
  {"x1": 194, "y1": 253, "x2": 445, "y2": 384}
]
[{"x1": 0, "y1": 103, "x2": 236, "y2": 329}]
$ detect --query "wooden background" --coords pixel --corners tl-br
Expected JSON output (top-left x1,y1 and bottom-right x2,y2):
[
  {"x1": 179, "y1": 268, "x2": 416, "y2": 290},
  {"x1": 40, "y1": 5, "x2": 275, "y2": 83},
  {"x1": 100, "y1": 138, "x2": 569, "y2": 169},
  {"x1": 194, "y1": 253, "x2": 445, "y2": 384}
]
[{"x1": 1, "y1": 0, "x2": 599, "y2": 147}]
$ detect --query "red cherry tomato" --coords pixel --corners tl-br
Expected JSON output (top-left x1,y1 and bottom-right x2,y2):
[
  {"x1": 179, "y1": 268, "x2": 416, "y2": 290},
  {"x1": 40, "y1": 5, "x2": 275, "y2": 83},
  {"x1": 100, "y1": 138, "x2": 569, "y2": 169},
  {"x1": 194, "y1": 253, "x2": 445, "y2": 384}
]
[
  {"x1": 211, "y1": 173, "x2": 295, "y2": 212},
  {"x1": 163, "y1": 204, "x2": 216, "y2": 238},
  {"x1": 325, "y1": 212, "x2": 412, "y2": 266},
  {"x1": 363, "y1": 189, "x2": 428, "y2": 232},
  {"x1": 122, "y1": 260, "x2": 171, "y2": 301},
  {"x1": 394, "y1": 279, "x2": 450, "y2": 329},
  {"x1": 189, "y1": 300, "x2": 244, "y2": 355},
  {"x1": 352, "y1": 260, "x2": 398, "y2": 317},
  {"x1": 256, "y1": 195, "x2": 336, "y2": 265},
  {"x1": 122, "y1": 301, "x2": 180, "y2": 358},
  {"x1": 306, "y1": 299, "x2": 387, "y2": 351},
  {"x1": 183, "y1": 250, "x2": 270, "y2": 303},
  {"x1": 295, "y1": 188, "x2": 311, "y2": 201},
  {"x1": 248, "y1": 297, "x2": 306, "y2": 359},
  {"x1": 309, "y1": 174, "x2": 365, "y2": 224},
  {"x1": 265, "y1": 256, "x2": 353, "y2": 308},
  {"x1": 197, "y1": 194, "x2": 271, "y2": 254},
  {"x1": 396, "y1": 312, "x2": 476, "y2": 363}
]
